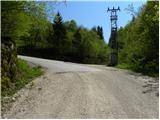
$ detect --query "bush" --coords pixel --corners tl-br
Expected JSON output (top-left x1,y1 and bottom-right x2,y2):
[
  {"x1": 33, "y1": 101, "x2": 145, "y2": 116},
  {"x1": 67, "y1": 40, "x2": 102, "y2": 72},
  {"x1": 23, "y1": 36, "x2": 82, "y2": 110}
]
[
  {"x1": 117, "y1": 1, "x2": 159, "y2": 77},
  {"x1": 2, "y1": 59, "x2": 43, "y2": 97}
]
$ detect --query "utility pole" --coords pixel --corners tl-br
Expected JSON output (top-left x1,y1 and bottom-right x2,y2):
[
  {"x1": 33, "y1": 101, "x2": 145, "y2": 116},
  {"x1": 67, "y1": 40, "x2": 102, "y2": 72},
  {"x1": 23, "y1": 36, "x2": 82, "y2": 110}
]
[{"x1": 107, "y1": 6, "x2": 120, "y2": 66}]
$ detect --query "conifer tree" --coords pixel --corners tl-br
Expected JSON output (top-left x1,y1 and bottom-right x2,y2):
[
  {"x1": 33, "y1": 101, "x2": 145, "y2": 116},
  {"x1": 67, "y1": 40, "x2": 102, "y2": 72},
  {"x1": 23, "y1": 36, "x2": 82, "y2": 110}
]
[
  {"x1": 52, "y1": 12, "x2": 67, "y2": 53},
  {"x1": 97, "y1": 26, "x2": 104, "y2": 40}
]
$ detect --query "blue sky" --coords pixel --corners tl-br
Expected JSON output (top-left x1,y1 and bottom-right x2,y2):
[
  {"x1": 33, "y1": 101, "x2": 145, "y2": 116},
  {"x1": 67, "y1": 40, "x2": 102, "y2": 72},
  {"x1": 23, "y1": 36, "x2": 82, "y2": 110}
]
[{"x1": 46, "y1": 0, "x2": 147, "y2": 43}]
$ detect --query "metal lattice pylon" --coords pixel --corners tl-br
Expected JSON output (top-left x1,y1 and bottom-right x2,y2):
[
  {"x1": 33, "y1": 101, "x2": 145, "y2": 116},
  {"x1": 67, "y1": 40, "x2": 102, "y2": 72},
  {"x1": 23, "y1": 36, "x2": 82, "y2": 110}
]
[{"x1": 107, "y1": 7, "x2": 120, "y2": 66}]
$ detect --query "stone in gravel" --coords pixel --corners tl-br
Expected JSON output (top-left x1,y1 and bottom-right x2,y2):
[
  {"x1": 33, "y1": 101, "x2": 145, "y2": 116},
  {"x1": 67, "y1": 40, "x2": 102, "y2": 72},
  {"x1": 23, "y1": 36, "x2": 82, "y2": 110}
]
[
  {"x1": 38, "y1": 87, "x2": 42, "y2": 91},
  {"x1": 12, "y1": 97, "x2": 16, "y2": 102},
  {"x1": 14, "y1": 94, "x2": 20, "y2": 98}
]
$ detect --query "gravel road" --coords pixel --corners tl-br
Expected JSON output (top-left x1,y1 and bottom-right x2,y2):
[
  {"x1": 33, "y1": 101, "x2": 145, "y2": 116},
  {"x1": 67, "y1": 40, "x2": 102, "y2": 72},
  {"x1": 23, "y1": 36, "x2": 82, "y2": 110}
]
[{"x1": 2, "y1": 55, "x2": 159, "y2": 119}]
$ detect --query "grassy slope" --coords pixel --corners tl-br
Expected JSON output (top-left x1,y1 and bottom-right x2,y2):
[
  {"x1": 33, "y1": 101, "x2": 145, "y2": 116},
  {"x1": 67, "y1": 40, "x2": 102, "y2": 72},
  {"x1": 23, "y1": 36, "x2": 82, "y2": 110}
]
[{"x1": 2, "y1": 58, "x2": 43, "y2": 97}]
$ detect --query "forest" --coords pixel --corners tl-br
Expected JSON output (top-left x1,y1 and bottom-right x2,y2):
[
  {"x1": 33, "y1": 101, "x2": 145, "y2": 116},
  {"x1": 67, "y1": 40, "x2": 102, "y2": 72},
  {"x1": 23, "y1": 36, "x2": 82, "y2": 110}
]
[
  {"x1": 18, "y1": 12, "x2": 108, "y2": 64},
  {"x1": 117, "y1": 1, "x2": 159, "y2": 77},
  {"x1": 1, "y1": 1, "x2": 159, "y2": 96}
]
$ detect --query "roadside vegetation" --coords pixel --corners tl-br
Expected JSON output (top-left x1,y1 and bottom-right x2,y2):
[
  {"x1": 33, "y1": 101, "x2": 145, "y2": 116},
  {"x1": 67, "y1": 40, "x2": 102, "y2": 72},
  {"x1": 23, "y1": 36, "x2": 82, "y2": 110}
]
[
  {"x1": 2, "y1": 59, "x2": 43, "y2": 97},
  {"x1": 117, "y1": 1, "x2": 159, "y2": 77},
  {"x1": 18, "y1": 12, "x2": 108, "y2": 64},
  {"x1": 1, "y1": 1, "x2": 45, "y2": 98}
]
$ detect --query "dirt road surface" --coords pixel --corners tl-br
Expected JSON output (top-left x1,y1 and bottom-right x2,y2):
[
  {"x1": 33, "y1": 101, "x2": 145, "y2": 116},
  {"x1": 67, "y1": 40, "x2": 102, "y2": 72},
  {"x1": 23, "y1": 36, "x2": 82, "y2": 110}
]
[{"x1": 2, "y1": 55, "x2": 159, "y2": 119}]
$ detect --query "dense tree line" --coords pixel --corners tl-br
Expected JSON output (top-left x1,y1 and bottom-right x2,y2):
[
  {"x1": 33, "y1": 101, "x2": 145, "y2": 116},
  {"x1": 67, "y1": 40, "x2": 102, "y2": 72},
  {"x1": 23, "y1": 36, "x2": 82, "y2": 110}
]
[
  {"x1": 19, "y1": 12, "x2": 108, "y2": 64},
  {"x1": 117, "y1": 1, "x2": 159, "y2": 76}
]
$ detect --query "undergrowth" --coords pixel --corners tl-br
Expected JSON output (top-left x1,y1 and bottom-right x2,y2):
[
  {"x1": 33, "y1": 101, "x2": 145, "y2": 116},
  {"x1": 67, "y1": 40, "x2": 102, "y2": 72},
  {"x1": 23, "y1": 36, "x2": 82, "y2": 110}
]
[{"x1": 2, "y1": 58, "x2": 43, "y2": 97}]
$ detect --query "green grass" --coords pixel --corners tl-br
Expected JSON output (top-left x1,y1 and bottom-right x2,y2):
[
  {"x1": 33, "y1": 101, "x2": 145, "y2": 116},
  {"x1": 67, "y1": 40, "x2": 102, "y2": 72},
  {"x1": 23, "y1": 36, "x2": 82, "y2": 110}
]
[
  {"x1": 116, "y1": 63, "x2": 158, "y2": 78},
  {"x1": 116, "y1": 63, "x2": 130, "y2": 69},
  {"x1": 1, "y1": 59, "x2": 44, "y2": 97}
]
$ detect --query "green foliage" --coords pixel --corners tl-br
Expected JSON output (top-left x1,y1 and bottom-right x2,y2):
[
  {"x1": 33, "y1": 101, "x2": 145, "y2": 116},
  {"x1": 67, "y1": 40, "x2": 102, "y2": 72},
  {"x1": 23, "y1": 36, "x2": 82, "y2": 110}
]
[
  {"x1": 1, "y1": 77, "x2": 12, "y2": 91},
  {"x1": 68, "y1": 25, "x2": 107, "y2": 63},
  {"x1": 18, "y1": 2, "x2": 51, "y2": 48},
  {"x1": 2, "y1": 59, "x2": 43, "y2": 97},
  {"x1": 1, "y1": 1, "x2": 51, "y2": 48},
  {"x1": 1, "y1": 1, "x2": 47, "y2": 97},
  {"x1": 1, "y1": 0, "x2": 108, "y2": 65},
  {"x1": 1, "y1": 1, "x2": 26, "y2": 38},
  {"x1": 64, "y1": 20, "x2": 77, "y2": 32},
  {"x1": 1, "y1": 38, "x2": 18, "y2": 83},
  {"x1": 92, "y1": 26, "x2": 104, "y2": 40},
  {"x1": 117, "y1": 1, "x2": 159, "y2": 77},
  {"x1": 18, "y1": 59, "x2": 43, "y2": 79},
  {"x1": 50, "y1": 12, "x2": 68, "y2": 54},
  {"x1": 116, "y1": 63, "x2": 130, "y2": 69},
  {"x1": 36, "y1": 12, "x2": 109, "y2": 64}
]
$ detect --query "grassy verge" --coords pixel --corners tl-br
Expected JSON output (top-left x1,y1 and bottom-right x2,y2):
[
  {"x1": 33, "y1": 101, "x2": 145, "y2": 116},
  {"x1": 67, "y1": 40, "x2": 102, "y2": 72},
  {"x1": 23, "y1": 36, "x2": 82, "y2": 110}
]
[
  {"x1": 116, "y1": 63, "x2": 158, "y2": 78},
  {"x1": 116, "y1": 63, "x2": 130, "y2": 69},
  {"x1": 2, "y1": 58, "x2": 44, "y2": 97}
]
